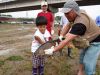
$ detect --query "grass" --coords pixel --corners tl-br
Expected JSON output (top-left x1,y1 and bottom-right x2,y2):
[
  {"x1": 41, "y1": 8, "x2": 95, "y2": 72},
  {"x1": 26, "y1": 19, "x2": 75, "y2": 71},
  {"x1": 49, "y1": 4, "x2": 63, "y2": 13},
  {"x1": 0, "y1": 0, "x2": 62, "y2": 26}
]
[
  {"x1": 98, "y1": 57, "x2": 100, "y2": 60},
  {"x1": 6, "y1": 56, "x2": 24, "y2": 61},
  {"x1": 96, "y1": 67, "x2": 100, "y2": 75},
  {"x1": 0, "y1": 24, "x2": 100, "y2": 75},
  {"x1": 0, "y1": 61, "x2": 5, "y2": 66}
]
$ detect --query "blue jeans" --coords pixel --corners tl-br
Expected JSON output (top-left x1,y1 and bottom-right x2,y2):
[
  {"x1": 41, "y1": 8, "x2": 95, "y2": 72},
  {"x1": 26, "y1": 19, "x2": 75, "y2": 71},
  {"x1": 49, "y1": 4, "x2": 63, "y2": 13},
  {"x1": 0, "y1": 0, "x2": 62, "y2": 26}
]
[{"x1": 79, "y1": 42, "x2": 100, "y2": 75}]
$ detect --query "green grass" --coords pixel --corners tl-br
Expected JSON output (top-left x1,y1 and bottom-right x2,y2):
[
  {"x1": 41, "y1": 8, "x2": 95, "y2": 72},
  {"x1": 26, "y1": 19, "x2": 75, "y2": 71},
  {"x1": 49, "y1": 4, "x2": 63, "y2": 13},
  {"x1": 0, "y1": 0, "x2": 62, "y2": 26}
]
[
  {"x1": 6, "y1": 56, "x2": 24, "y2": 61},
  {"x1": 0, "y1": 61, "x2": 5, "y2": 66},
  {"x1": 96, "y1": 67, "x2": 100, "y2": 75},
  {"x1": 0, "y1": 24, "x2": 100, "y2": 75},
  {"x1": 22, "y1": 61, "x2": 32, "y2": 71},
  {"x1": 98, "y1": 57, "x2": 100, "y2": 60}
]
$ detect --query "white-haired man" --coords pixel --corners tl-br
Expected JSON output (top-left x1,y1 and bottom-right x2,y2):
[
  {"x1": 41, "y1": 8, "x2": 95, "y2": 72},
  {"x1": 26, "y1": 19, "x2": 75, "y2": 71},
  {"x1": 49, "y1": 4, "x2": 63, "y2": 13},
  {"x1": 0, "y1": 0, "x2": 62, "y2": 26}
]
[{"x1": 44, "y1": 0, "x2": 100, "y2": 75}]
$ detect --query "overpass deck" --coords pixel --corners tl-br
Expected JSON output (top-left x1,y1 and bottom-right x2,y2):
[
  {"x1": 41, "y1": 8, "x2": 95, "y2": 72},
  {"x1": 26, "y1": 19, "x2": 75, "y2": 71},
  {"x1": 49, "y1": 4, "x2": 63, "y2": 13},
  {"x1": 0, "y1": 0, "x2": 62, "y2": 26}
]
[{"x1": 0, "y1": 0, "x2": 100, "y2": 13}]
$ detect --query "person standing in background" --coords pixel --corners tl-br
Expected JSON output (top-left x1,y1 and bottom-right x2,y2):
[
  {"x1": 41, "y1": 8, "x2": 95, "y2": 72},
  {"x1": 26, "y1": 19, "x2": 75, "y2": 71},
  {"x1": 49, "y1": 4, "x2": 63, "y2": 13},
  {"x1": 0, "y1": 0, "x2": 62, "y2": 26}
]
[{"x1": 37, "y1": 1, "x2": 54, "y2": 35}]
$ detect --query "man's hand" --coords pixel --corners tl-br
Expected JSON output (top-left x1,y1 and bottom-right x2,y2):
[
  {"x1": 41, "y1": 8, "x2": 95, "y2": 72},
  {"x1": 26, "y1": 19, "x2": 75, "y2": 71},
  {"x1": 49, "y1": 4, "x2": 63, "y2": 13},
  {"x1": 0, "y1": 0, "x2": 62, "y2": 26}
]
[{"x1": 44, "y1": 46, "x2": 54, "y2": 55}]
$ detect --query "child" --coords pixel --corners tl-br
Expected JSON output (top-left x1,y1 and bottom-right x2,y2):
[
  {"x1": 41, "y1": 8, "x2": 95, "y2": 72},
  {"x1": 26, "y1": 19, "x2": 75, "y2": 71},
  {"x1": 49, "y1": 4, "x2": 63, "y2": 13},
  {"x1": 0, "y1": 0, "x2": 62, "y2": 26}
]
[{"x1": 31, "y1": 16, "x2": 51, "y2": 75}]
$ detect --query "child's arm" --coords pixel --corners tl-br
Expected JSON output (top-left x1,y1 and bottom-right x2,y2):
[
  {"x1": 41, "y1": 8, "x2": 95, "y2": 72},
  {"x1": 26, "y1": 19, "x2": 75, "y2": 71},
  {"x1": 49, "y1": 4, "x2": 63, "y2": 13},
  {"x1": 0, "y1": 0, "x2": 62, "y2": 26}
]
[{"x1": 34, "y1": 36, "x2": 45, "y2": 44}]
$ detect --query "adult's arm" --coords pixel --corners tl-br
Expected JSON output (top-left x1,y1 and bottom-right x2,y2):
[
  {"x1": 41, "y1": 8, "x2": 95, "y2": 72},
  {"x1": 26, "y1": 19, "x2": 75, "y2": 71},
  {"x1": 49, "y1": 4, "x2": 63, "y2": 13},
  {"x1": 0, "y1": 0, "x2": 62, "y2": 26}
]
[
  {"x1": 51, "y1": 13, "x2": 54, "y2": 30},
  {"x1": 60, "y1": 23, "x2": 71, "y2": 36},
  {"x1": 54, "y1": 33, "x2": 77, "y2": 52},
  {"x1": 54, "y1": 23, "x2": 86, "y2": 52}
]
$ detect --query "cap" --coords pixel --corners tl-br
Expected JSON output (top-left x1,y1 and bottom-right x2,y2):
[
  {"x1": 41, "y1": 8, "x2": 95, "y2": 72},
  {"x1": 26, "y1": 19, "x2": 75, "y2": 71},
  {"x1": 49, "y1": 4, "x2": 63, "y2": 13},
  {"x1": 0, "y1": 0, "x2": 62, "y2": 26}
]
[
  {"x1": 41, "y1": 1, "x2": 48, "y2": 6},
  {"x1": 61, "y1": 8, "x2": 72, "y2": 13},
  {"x1": 61, "y1": 0, "x2": 79, "y2": 13}
]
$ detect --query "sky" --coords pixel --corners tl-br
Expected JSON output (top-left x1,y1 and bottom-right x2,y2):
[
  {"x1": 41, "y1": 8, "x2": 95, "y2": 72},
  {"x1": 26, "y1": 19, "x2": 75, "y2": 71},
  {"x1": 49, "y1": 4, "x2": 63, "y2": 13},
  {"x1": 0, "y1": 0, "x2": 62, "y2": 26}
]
[{"x1": 3, "y1": 5, "x2": 100, "y2": 20}]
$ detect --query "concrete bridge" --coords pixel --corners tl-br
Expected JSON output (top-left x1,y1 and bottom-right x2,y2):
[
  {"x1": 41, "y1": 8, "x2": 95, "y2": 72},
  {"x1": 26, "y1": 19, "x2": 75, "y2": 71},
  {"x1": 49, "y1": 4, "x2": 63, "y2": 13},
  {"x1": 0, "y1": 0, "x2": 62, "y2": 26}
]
[{"x1": 0, "y1": 0, "x2": 100, "y2": 13}]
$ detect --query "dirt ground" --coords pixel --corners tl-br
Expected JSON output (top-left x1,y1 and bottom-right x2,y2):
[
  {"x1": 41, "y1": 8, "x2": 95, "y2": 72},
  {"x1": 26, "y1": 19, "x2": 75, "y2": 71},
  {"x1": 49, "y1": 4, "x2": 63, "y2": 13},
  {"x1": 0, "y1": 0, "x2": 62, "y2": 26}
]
[{"x1": 0, "y1": 24, "x2": 100, "y2": 75}]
